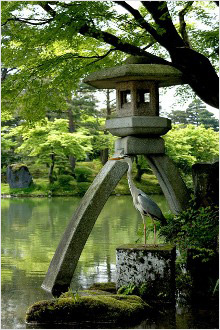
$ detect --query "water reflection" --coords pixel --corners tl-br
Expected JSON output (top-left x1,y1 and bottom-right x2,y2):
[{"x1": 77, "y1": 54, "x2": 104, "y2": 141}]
[{"x1": 1, "y1": 196, "x2": 218, "y2": 329}]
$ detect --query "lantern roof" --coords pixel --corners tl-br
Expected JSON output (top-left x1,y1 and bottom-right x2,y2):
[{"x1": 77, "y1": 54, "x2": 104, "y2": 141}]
[{"x1": 84, "y1": 56, "x2": 185, "y2": 89}]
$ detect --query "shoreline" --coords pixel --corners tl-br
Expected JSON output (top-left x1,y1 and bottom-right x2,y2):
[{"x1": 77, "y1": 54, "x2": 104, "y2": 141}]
[{"x1": 1, "y1": 191, "x2": 162, "y2": 199}]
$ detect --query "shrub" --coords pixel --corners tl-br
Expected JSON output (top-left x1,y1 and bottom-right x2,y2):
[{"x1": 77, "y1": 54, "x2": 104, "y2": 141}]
[
  {"x1": 75, "y1": 166, "x2": 93, "y2": 182},
  {"x1": 159, "y1": 200, "x2": 219, "y2": 262},
  {"x1": 76, "y1": 182, "x2": 90, "y2": 196},
  {"x1": 57, "y1": 175, "x2": 75, "y2": 187}
]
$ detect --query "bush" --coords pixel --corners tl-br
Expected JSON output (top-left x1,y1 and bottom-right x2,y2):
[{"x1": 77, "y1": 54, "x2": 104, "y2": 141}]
[
  {"x1": 57, "y1": 174, "x2": 75, "y2": 187},
  {"x1": 76, "y1": 182, "x2": 90, "y2": 196},
  {"x1": 159, "y1": 200, "x2": 219, "y2": 262},
  {"x1": 75, "y1": 166, "x2": 93, "y2": 182}
]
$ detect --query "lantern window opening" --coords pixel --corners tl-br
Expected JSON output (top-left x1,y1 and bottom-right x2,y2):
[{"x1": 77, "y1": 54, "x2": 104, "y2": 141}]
[
  {"x1": 120, "y1": 90, "x2": 131, "y2": 107},
  {"x1": 137, "y1": 89, "x2": 150, "y2": 104}
]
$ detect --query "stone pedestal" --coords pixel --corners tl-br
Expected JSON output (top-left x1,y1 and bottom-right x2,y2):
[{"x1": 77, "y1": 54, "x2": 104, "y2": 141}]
[
  {"x1": 115, "y1": 136, "x2": 165, "y2": 155},
  {"x1": 106, "y1": 116, "x2": 171, "y2": 137},
  {"x1": 116, "y1": 244, "x2": 176, "y2": 303}
]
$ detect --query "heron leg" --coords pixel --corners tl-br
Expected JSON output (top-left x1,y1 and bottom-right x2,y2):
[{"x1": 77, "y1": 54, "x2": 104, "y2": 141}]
[
  {"x1": 149, "y1": 215, "x2": 157, "y2": 247},
  {"x1": 141, "y1": 214, "x2": 147, "y2": 246}
]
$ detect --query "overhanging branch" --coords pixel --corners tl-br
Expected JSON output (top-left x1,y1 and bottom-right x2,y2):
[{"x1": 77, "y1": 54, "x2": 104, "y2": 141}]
[
  {"x1": 141, "y1": 1, "x2": 185, "y2": 51},
  {"x1": 1, "y1": 17, "x2": 53, "y2": 26},
  {"x1": 179, "y1": 2, "x2": 194, "y2": 48},
  {"x1": 39, "y1": 1, "x2": 170, "y2": 64},
  {"x1": 114, "y1": 1, "x2": 164, "y2": 44}
]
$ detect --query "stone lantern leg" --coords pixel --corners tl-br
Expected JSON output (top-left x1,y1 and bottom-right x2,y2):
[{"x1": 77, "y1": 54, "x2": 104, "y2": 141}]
[{"x1": 42, "y1": 56, "x2": 190, "y2": 296}]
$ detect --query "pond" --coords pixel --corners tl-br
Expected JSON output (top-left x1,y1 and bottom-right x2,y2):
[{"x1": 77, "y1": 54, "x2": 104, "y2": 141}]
[{"x1": 1, "y1": 196, "x2": 218, "y2": 329}]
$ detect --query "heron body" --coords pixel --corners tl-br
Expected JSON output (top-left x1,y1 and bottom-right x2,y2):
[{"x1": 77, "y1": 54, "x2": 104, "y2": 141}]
[{"x1": 110, "y1": 155, "x2": 165, "y2": 245}]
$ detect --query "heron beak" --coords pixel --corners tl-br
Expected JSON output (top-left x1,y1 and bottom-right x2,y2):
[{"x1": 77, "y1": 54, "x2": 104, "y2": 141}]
[{"x1": 109, "y1": 156, "x2": 124, "y2": 160}]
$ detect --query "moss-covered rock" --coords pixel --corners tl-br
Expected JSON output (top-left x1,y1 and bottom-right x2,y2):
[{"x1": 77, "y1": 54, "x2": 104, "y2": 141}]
[
  {"x1": 6, "y1": 163, "x2": 33, "y2": 189},
  {"x1": 88, "y1": 282, "x2": 117, "y2": 294},
  {"x1": 60, "y1": 289, "x2": 112, "y2": 298},
  {"x1": 26, "y1": 294, "x2": 150, "y2": 325}
]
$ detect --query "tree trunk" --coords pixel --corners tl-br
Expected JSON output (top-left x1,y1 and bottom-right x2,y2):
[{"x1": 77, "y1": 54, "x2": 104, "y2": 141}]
[
  {"x1": 67, "y1": 107, "x2": 76, "y2": 174},
  {"x1": 49, "y1": 153, "x2": 55, "y2": 184},
  {"x1": 134, "y1": 157, "x2": 148, "y2": 182},
  {"x1": 192, "y1": 161, "x2": 219, "y2": 207},
  {"x1": 100, "y1": 148, "x2": 109, "y2": 165},
  {"x1": 100, "y1": 90, "x2": 111, "y2": 165},
  {"x1": 170, "y1": 48, "x2": 219, "y2": 109}
]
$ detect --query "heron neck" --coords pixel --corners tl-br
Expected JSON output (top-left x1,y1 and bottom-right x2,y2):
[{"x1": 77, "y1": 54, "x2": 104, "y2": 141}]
[{"x1": 126, "y1": 158, "x2": 137, "y2": 194}]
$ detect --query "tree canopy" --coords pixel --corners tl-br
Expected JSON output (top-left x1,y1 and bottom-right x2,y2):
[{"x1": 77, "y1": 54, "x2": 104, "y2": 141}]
[
  {"x1": 1, "y1": 1, "x2": 219, "y2": 122},
  {"x1": 168, "y1": 99, "x2": 219, "y2": 131},
  {"x1": 163, "y1": 124, "x2": 219, "y2": 174}
]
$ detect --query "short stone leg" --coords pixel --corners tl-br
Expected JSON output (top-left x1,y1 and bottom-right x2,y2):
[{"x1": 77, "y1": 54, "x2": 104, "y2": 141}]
[
  {"x1": 41, "y1": 160, "x2": 128, "y2": 296},
  {"x1": 116, "y1": 244, "x2": 176, "y2": 304},
  {"x1": 146, "y1": 154, "x2": 190, "y2": 214}
]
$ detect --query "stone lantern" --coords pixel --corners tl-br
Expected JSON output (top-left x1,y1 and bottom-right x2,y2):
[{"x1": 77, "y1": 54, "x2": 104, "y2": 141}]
[
  {"x1": 84, "y1": 56, "x2": 184, "y2": 138},
  {"x1": 42, "y1": 57, "x2": 190, "y2": 297}
]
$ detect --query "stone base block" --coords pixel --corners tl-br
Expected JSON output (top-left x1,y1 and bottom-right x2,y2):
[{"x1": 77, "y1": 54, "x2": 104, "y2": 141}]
[
  {"x1": 116, "y1": 244, "x2": 176, "y2": 303},
  {"x1": 106, "y1": 116, "x2": 171, "y2": 137},
  {"x1": 115, "y1": 136, "x2": 165, "y2": 155}
]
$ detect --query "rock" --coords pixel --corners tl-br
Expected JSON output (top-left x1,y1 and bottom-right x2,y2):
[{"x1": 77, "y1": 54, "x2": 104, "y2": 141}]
[
  {"x1": 6, "y1": 164, "x2": 33, "y2": 189},
  {"x1": 25, "y1": 293, "x2": 150, "y2": 326},
  {"x1": 88, "y1": 282, "x2": 116, "y2": 294}
]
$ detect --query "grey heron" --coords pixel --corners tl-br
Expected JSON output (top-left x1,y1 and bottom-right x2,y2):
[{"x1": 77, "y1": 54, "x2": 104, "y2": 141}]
[{"x1": 109, "y1": 155, "x2": 166, "y2": 246}]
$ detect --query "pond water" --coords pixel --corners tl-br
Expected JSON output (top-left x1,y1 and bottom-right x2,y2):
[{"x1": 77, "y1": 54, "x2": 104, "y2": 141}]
[{"x1": 1, "y1": 196, "x2": 218, "y2": 329}]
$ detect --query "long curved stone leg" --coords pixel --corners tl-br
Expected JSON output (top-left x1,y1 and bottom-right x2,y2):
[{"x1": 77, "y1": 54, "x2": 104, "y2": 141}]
[
  {"x1": 145, "y1": 154, "x2": 190, "y2": 214},
  {"x1": 41, "y1": 160, "x2": 128, "y2": 296}
]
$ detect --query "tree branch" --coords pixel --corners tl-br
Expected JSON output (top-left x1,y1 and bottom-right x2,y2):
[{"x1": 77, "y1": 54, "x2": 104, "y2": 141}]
[
  {"x1": 79, "y1": 23, "x2": 169, "y2": 64},
  {"x1": 1, "y1": 17, "x2": 53, "y2": 26},
  {"x1": 179, "y1": 2, "x2": 193, "y2": 48},
  {"x1": 141, "y1": 1, "x2": 185, "y2": 51},
  {"x1": 142, "y1": 42, "x2": 155, "y2": 50},
  {"x1": 39, "y1": 2, "x2": 56, "y2": 18},
  {"x1": 59, "y1": 48, "x2": 117, "y2": 62},
  {"x1": 1, "y1": 67, "x2": 17, "y2": 81},
  {"x1": 214, "y1": 1, "x2": 219, "y2": 6},
  {"x1": 39, "y1": 1, "x2": 170, "y2": 65},
  {"x1": 114, "y1": 1, "x2": 164, "y2": 44}
]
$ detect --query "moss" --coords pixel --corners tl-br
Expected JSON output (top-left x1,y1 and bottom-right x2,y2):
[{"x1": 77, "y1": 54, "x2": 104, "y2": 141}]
[
  {"x1": 10, "y1": 163, "x2": 28, "y2": 172},
  {"x1": 116, "y1": 243, "x2": 175, "y2": 251},
  {"x1": 60, "y1": 289, "x2": 111, "y2": 298},
  {"x1": 88, "y1": 282, "x2": 116, "y2": 294},
  {"x1": 26, "y1": 294, "x2": 150, "y2": 325}
]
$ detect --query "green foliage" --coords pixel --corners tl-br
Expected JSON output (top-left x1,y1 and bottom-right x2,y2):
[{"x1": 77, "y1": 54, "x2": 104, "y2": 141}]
[
  {"x1": 76, "y1": 182, "x2": 91, "y2": 196},
  {"x1": 175, "y1": 269, "x2": 193, "y2": 296},
  {"x1": 160, "y1": 200, "x2": 219, "y2": 262},
  {"x1": 212, "y1": 279, "x2": 219, "y2": 295},
  {"x1": 117, "y1": 281, "x2": 169, "y2": 302},
  {"x1": 57, "y1": 175, "x2": 74, "y2": 187},
  {"x1": 2, "y1": 118, "x2": 92, "y2": 182},
  {"x1": 168, "y1": 99, "x2": 219, "y2": 131},
  {"x1": 117, "y1": 283, "x2": 139, "y2": 296},
  {"x1": 163, "y1": 124, "x2": 219, "y2": 174},
  {"x1": 1, "y1": 1, "x2": 219, "y2": 120},
  {"x1": 1, "y1": 126, "x2": 21, "y2": 168},
  {"x1": 75, "y1": 166, "x2": 93, "y2": 182}
]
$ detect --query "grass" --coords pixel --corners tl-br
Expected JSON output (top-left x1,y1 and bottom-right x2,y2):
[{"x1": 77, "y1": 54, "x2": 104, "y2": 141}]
[{"x1": 1, "y1": 160, "x2": 162, "y2": 197}]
